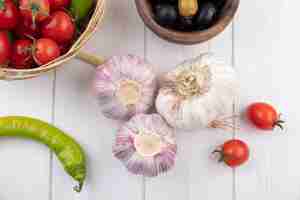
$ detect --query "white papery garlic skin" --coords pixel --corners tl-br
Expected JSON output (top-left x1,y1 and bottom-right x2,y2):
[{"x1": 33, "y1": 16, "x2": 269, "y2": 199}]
[
  {"x1": 93, "y1": 55, "x2": 157, "y2": 121},
  {"x1": 156, "y1": 53, "x2": 238, "y2": 130},
  {"x1": 113, "y1": 114, "x2": 177, "y2": 177}
]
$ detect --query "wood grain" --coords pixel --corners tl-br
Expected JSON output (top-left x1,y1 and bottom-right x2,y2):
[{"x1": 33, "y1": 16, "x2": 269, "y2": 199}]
[
  {"x1": 235, "y1": 0, "x2": 300, "y2": 199},
  {"x1": 144, "y1": 19, "x2": 235, "y2": 200},
  {"x1": 1, "y1": 0, "x2": 299, "y2": 199},
  {"x1": 52, "y1": 0, "x2": 145, "y2": 199},
  {"x1": 0, "y1": 74, "x2": 54, "y2": 200}
]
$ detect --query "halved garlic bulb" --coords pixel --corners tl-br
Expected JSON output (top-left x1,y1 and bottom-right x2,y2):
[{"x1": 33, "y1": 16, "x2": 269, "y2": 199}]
[
  {"x1": 156, "y1": 53, "x2": 238, "y2": 130},
  {"x1": 93, "y1": 55, "x2": 157, "y2": 121},
  {"x1": 113, "y1": 114, "x2": 177, "y2": 177}
]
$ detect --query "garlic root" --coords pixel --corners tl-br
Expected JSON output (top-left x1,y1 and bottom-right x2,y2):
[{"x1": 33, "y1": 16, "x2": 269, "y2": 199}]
[
  {"x1": 208, "y1": 115, "x2": 240, "y2": 131},
  {"x1": 156, "y1": 53, "x2": 239, "y2": 130}
]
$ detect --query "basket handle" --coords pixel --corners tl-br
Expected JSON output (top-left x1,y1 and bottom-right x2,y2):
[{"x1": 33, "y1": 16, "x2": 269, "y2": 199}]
[{"x1": 76, "y1": 51, "x2": 105, "y2": 66}]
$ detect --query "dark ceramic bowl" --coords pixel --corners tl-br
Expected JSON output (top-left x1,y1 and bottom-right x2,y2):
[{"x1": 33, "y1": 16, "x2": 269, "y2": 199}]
[{"x1": 135, "y1": 0, "x2": 239, "y2": 45}]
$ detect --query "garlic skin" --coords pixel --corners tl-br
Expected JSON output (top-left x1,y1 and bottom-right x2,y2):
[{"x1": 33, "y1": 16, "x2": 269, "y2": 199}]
[
  {"x1": 93, "y1": 55, "x2": 157, "y2": 121},
  {"x1": 113, "y1": 114, "x2": 177, "y2": 177},
  {"x1": 156, "y1": 53, "x2": 238, "y2": 130}
]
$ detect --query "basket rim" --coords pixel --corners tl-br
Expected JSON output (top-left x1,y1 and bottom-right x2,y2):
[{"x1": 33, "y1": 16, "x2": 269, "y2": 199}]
[{"x1": 1, "y1": 0, "x2": 105, "y2": 74}]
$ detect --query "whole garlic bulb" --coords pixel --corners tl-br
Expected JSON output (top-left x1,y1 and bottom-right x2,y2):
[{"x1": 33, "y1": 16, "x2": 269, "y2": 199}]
[
  {"x1": 156, "y1": 53, "x2": 238, "y2": 130},
  {"x1": 113, "y1": 114, "x2": 177, "y2": 177},
  {"x1": 93, "y1": 55, "x2": 157, "y2": 121}
]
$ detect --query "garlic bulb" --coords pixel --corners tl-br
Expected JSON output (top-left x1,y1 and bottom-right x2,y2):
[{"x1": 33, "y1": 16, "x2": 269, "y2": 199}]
[
  {"x1": 156, "y1": 53, "x2": 238, "y2": 130},
  {"x1": 93, "y1": 55, "x2": 157, "y2": 121},
  {"x1": 113, "y1": 114, "x2": 177, "y2": 177}
]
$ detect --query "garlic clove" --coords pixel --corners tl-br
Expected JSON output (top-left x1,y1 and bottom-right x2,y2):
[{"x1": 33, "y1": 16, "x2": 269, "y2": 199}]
[
  {"x1": 155, "y1": 144, "x2": 177, "y2": 173},
  {"x1": 100, "y1": 97, "x2": 130, "y2": 120},
  {"x1": 113, "y1": 114, "x2": 177, "y2": 177},
  {"x1": 155, "y1": 88, "x2": 181, "y2": 128},
  {"x1": 93, "y1": 55, "x2": 157, "y2": 121}
]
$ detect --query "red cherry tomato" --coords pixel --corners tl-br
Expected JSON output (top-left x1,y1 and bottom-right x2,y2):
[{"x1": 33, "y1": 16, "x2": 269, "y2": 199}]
[
  {"x1": 11, "y1": 39, "x2": 34, "y2": 69},
  {"x1": 14, "y1": 17, "x2": 40, "y2": 39},
  {"x1": 41, "y1": 11, "x2": 75, "y2": 44},
  {"x1": 19, "y1": 0, "x2": 50, "y2": 24},
  {"x1": 0, "y1": 0, "x2": 19, "y2": 29},
  {"x1": 0, "y1": 31, "x2": 12, "y2": 65},
  {"x1": 247, "y1": 102, "x2": 284, "y2": 130},
  {"x1": 48, "y1": 0, "x2": 70, "y2": 10},
  {"x1": 214, "y1": 139, "x2": 249, "y2": 168},
  {"x1": 33, "y1": 38, "x2": 60, "y2": 65}
]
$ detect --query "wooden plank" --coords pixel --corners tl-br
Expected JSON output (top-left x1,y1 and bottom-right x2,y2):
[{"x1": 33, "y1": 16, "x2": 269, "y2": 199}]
[
  {"x1": 235, "y1": 1, "x2": 300, "y2": 199},
  {"x1": 52, "y1": 0, "x2": 145, "y2": 199},
  {"x1": 144, "y1": 23, "x2": 234, "y2": 200},
  {"x1": 0, "y1": 74, "x2": 54, "y2": 200}
]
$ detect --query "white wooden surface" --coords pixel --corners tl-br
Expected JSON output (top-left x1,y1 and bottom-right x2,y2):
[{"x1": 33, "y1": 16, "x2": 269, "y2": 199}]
[{"x1": 0, "y1": 0, "x2": 299, "y2": 199}]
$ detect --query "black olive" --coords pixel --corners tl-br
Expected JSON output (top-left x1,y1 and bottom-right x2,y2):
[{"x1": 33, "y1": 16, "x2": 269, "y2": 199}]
[
  {"x1": 153, "y1": 0, "x2": 177, "y2": 5},
  {"x1": 194, "y1": 2, "x2": 217, "y2": 30},
  {"x1": 154, "y1": 4, "x2": 178, "y2": 27},
  {"x1": 210, "y1": 0, "x2": 226, "y2": 9},
  {"x1": 167, "y1": 0, "x2": 178, "y2": 4},
  {"x1": 176, "y1": 16, "x2": 194, "y2": 31}
]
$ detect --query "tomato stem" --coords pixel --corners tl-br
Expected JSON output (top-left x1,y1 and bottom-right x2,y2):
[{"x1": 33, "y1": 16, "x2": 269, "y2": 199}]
[
  {"x1": 273, "y1": 114, "x2": 285, "y2": 131},
  {"x1": 30, "y1": 2, "x2": 39, "y2": 13},
  {"x1": 25, "y1": 34, "x2": 39, "y2": 64},
  {"x1": 212, "y1": 149, "x2": 225, "y2": 163},
  {"x1": 273, "y1": 120, "x2": 285, "y2": 130},
  {"x1": 28, "y1": 2, "x2": 48, "y2": 28}
]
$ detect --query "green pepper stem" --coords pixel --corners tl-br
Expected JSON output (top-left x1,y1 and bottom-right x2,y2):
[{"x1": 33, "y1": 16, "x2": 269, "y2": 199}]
[
  {"x1": 76, "y1": 51, "x2": 104, "y2": 66},
  {"x1": 73, "y1": 181, "x2": 84, "y2": 192}
]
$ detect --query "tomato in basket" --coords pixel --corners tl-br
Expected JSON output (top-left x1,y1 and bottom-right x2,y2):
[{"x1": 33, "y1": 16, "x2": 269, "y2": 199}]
[
  {"x1": 11, "y1": 39, "x2": 34, "y2": 69},
  {"x1": 49, "y1": 0, "x2": 70, "y2": 10},
  {"x1": 33, "y1": 38, "x2": 60, "y2": 65},
  {"x1": 0, "y1": 0, "x2": 19, "y2": 30},
  {"x1": 0, "y1": 31, "x2": 12, "y2": 65},
  {"x1": 41, "y1": 10, "x2": 75, "y2": 44},
  {"x1": 19, "y1": 0, "x2": 50, "y2": 25}
]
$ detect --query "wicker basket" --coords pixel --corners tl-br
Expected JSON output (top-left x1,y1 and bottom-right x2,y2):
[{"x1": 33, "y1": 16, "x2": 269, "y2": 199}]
[{"x1": 0, "y1": 0, "x2": 105, "y2": 81}]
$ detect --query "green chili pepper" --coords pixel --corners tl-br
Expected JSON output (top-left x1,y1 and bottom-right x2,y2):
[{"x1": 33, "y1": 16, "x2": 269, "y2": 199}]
[
  {"x1": 70, "y1": 0, "x2": 93, "y2": 22},
  {"x1": 0, "y1": 116, "x2": 86, "y2": 192}
]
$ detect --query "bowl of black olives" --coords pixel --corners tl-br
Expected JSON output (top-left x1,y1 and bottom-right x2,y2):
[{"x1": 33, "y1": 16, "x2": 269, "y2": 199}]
[{"x1": 135, "y1": 0, "x2": 239, "y2": 45}]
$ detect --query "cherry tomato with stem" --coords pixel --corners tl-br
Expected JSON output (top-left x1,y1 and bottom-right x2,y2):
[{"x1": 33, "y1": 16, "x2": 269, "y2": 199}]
[
  {"x1": 11, "y1": 39, "x2": 34, "y2": 69},
  {"x1": 14, "y1": 17, "x2": 40, "y2": 39},
  {"x1": 247, "y1": 102, "x2": 284, "y2": 130},
  {"x1": 19, "y1": 0, "x2": 50, "y2": 26},
  {"x1": 0, "y1": 0, "x2": 19, "y2": 29},
  {"x1": 0, "y1": 31, "x2": 12, "y2": 65},
  {"x1": 33, "y1": 38, "x2": 60, "y2": 65},
  {"x1": 213, "y1": 139, "x2": 250, "y2": 168},
  {"x1": 41, "y1": 10, "x2": 75, "y2": 44}
]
